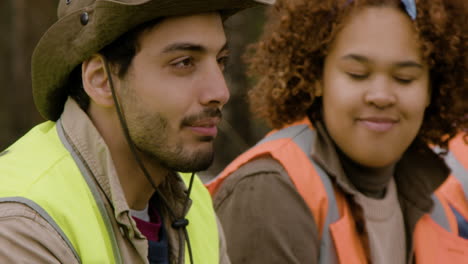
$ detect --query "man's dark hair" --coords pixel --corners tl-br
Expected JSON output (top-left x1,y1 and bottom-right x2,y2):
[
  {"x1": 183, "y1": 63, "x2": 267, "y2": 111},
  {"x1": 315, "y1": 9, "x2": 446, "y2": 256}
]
[{"x1": 66, "y1": 18, "x2": 163, "y2": 111}]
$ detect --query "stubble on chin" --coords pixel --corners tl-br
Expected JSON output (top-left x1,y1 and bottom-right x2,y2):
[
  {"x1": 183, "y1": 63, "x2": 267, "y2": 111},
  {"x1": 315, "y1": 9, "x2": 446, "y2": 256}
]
[{"x1": 141, "y1": 141, "x2": 215, "y2": 173}]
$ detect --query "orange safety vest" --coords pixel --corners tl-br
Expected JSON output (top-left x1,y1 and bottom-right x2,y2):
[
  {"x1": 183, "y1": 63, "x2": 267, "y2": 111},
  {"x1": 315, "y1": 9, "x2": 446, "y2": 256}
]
[
  {"x1": 208, "y1": 119, "x2": 468, "y2": 263},
  {"x1": 437, "y1": 134, "x2": 468, "y2": 238}
]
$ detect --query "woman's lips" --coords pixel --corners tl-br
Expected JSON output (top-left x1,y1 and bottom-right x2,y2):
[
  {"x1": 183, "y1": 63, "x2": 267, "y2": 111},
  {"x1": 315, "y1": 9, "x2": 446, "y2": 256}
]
[{"x1": 357, "y1": 117, "x2": 399, "y2": 132}]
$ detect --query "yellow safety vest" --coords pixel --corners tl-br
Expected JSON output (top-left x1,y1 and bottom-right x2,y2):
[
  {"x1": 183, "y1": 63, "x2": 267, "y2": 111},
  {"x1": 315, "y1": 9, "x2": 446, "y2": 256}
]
[{"x1": 0, "y1": 121, "x2": 218, "y2": 264}]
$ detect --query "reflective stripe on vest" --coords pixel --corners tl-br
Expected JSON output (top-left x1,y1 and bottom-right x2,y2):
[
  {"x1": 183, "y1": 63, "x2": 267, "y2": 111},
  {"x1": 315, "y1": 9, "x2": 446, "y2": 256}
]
[
  {"x1": 433, "y1": 134, "x2": 468, "y2": 234},
  {"x1": 445, "y1": 147, "x2": 468, "y2": 200},
  {"x1": 0, "y1": 196, "x2": 81, "y2": 262},
  {"x1": 0, "y1": 121, "x2": 219, "y2": 264},
  {"x1": 430, "y1": 194, "x2": 453, "y2": 232},
  {"x1": 440, "y1": 134, "x2": 468, "y2": 238}
]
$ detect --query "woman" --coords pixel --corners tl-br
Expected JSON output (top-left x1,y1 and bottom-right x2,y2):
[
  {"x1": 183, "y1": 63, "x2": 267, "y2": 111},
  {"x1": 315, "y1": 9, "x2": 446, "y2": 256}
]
[{"x1": 208, "y1": 0, "x2": 468, "y2": 263}]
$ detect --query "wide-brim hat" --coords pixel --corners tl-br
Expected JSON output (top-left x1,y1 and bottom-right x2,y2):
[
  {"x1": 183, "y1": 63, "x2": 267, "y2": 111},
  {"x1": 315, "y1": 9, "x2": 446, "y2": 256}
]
[{"x1": 32, "y1": 0, "x2": 274, "y2": 121}]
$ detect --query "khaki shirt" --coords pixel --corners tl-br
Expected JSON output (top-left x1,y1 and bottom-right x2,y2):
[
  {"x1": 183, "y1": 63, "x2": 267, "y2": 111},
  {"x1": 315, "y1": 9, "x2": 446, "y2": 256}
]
[
  {"x1": 0, "y1": 98, "x2": 230, "y2": 264},
  {"x1": 214, "y1": 122, "x2": 449, "y2": 264}
]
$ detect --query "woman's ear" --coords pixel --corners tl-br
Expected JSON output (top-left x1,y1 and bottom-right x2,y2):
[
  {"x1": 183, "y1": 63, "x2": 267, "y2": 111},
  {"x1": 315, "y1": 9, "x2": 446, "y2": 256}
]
[
  {"x1": 314, "y1": 80, "x2": 323, "y2": 97},
  {"x1": 425, "y1": 84, "x2": 432, "y2": 108},
  {"x1": 82, "y1": 54, "x2": 114, "y2": 107}
]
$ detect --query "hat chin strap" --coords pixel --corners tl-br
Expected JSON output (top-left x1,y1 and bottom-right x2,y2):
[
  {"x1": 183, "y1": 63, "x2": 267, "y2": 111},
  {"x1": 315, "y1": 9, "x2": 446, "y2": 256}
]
[{"x1": 102, "y1": 58, "x2": 195, "y2": 264}]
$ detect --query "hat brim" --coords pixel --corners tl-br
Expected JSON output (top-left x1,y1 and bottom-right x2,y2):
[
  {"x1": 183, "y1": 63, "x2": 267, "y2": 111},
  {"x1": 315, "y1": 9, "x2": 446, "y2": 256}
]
[{"x1": 32, "y1": 0, "x2": 264, "y2": 120}]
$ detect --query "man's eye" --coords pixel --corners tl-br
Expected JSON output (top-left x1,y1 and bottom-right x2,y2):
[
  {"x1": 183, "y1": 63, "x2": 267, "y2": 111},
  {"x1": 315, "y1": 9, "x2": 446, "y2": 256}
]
[
  {"x1": 171, "y1": 57, "x2": 194, "y2": 69},
  {"x1": 217, "y1": 56, "x2": 229, "y2": 71}
]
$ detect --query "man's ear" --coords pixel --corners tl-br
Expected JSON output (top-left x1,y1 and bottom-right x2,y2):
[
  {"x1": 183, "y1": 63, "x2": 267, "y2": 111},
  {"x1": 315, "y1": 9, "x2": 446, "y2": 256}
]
[{"x1": 82, "y1": 54, "x2": 114, "y2": 107}]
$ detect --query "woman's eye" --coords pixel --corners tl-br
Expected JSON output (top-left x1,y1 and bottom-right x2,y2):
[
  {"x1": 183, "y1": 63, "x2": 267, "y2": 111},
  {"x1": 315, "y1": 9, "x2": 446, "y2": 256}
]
[
  {"x1": 394, "y1": 76, "x2": 414, "y2": 84},
  {"x1": 347, "y1": 72, "x2": 368, "y2": 80}
]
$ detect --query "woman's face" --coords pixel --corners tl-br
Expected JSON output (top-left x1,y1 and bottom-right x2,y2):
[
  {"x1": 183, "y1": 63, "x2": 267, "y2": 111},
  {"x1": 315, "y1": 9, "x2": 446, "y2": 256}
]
[{"x1": 320, "y1": 6, "x2": 430, "y2": 168}]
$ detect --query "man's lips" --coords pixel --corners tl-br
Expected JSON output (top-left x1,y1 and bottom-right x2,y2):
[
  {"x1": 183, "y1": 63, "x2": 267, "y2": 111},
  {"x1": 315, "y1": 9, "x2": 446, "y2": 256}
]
[
  {"x1": 357, "y1": 117, "x2": 399, "y2": 132},
  {"x1": 185, "y1": 118, "x2": 220, "y2": 137}
]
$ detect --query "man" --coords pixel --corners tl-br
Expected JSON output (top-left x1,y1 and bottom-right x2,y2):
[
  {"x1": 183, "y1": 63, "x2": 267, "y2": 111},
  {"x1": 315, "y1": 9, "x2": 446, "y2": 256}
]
[{"x1": 0, "y1": 0, "x2": 272, "y2": 263}]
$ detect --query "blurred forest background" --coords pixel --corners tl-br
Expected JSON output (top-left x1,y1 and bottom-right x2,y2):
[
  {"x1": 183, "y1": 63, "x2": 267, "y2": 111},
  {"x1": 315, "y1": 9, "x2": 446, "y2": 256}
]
[{"x1": 0, "y1": 0, "x2": 270, "y2": 180}]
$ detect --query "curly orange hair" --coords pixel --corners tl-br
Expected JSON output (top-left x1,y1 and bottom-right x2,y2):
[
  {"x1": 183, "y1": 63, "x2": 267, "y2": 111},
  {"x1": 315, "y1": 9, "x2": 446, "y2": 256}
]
[{"x1": 247, "y1": 0, "x2": 467, "y2": 149}]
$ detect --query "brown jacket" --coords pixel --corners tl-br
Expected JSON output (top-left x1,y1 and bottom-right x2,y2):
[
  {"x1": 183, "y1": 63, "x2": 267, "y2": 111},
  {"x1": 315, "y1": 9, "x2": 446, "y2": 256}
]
[
  {"x1": 213, "y1": 122, "x2": 449, "y2": 264},
  {"x1": 0, "y1": 98, "x2": 230, "y2": 264}
]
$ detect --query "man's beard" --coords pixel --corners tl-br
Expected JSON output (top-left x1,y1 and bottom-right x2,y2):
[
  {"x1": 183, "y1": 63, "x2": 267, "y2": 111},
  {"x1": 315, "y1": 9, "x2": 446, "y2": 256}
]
[{"x1": 129, "y1": 109, "x2": 218, "y2": 173}]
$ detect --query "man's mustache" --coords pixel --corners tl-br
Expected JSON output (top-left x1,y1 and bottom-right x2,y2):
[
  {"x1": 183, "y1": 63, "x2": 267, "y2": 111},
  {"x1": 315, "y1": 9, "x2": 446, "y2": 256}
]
[{"x1": 181, "y1": 108, "x2": 223, "y2": 126}]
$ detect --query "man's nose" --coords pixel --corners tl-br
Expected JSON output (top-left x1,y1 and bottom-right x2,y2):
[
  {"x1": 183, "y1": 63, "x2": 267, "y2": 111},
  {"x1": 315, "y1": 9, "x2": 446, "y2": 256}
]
[{"x1": 199, "y1": 62, "x2": 230, "y2": 107}]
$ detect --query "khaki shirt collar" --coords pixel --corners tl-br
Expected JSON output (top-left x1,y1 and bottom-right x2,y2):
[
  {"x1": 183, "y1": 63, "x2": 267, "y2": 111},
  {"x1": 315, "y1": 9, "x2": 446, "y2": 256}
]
[{"x1": 60, "y1": 98, "x2": 135, "y2": 230}]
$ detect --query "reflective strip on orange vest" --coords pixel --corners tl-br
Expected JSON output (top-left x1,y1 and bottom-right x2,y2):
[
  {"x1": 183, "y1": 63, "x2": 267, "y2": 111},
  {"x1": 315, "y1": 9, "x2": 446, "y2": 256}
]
[
  {"x1": 446, "y1": 137, "x2": 468, "y2": 199},
  {"x1": 431, "y1": 194, "x2": 453, "y2": 232},
  {"x1": 438, "y1": 134, "x2": 468, "y2": 239}
]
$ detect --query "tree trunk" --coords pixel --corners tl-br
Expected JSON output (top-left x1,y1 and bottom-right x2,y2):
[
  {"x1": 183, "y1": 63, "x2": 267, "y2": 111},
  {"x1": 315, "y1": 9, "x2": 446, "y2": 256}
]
[{"x1": 0, "y1": 0, "x2": 57, "y2": 150}]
